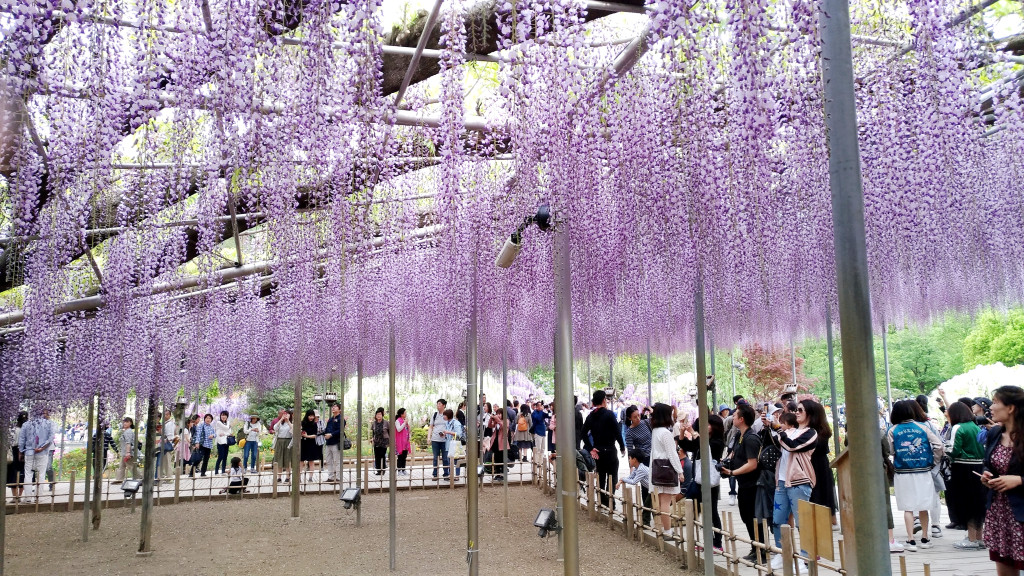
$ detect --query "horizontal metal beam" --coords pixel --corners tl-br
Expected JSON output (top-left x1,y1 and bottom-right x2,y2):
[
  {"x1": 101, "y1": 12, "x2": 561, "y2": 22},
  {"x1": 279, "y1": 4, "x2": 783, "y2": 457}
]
[{"x1": 0, "y1": 224, "x2": 445, "y2": 328}]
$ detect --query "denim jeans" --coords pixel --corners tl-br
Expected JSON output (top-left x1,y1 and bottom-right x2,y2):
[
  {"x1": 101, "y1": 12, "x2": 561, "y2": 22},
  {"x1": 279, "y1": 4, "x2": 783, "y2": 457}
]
[
  {"x1": 243, "y1": 441, "x2": 259, "y2": 470},
  {"x1": 431, "y1": 441, "x2": 449, "y2": 477},
  {"x1": 772, "y1": 480, "x2": 812, "y2": 547}
]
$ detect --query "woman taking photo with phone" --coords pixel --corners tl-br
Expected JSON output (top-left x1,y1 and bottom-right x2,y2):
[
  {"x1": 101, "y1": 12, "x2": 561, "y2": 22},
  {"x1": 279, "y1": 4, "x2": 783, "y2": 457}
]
[{"x1": 981, "y1": 386, "x2": 1024, "y2": 575}]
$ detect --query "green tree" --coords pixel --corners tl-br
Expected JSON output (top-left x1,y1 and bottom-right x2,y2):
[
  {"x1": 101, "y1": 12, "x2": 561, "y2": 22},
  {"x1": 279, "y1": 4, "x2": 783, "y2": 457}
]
[
  {"x1": 247, "y1": 380, "x2": 319, "y2": 426},
  {"x1": 964, "y1": 308, "x2": 1024, "y2": 369}
]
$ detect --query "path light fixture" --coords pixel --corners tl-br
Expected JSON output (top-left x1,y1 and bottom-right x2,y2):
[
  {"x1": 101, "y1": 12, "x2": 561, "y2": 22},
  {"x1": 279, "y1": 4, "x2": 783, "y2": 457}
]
[
  {"x1": 122, "y1": 479, "x2": 142, "y2": 495},
  {"x1": 325, "y1": 391, "x2": 337, "y2": 404},
  {"x1": 313, "y1": 393, "x2": 324, "y2": 403},
  {"x1": 495, "y1": 204, "x2": 552, "y2": 268},
  {"x1": 534, "y1": 508, "x2": 561, "y2": 537},
  {"x1": 603, "y1": 387, "x2": 615, "y2": 399},
  {"x1": 340, "y1": 487, "x2": 361, "y2": 509}
]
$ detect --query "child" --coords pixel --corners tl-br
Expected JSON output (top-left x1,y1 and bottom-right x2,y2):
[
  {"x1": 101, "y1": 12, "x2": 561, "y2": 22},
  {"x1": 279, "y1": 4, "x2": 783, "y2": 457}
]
[
  {"x1": 779, "y1": 411, "x2": 797, "y2": 430},
  {"x1": 617, "y1": 448, "x2": 652, "y2": 527},
  {"x1": 222, "y1": 457, "x2": 250, "y2": 494}
]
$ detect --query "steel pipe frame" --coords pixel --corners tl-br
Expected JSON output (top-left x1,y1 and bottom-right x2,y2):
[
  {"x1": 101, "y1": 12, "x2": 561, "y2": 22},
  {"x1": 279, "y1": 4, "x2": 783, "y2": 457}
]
[
  {"x1": 388, "y1": 329, "x2": 398, "y2": 571},
  {"x1": 0, "y1": 223, "x2": 444, "y2": 328},
  {"x1": 466, "y1": 258, "x2": 480, "y2": 576},
  {"x1": 693, "y1": 270, "x2": 715, "y2": 576},
  {"x1": 818, "y1": 0, "x2": 892, "y2": 567},
  {"x1": 826, "y1": 307, "x2": 842, "y2": 457},
  {"x1": 552, "y1": 220, "x2": 579, "y2": 576}
]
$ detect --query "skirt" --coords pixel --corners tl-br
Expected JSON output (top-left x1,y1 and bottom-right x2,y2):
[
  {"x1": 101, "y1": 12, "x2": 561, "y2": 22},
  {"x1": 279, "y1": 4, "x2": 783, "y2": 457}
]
[
  {"x1": 300, "y1": 438, "x2": 322, "y2": 462},
  {"x1": 512, "y1": 429, "x2": 533, "y2": 444},
  {"x1": 950, "y1": 462, "x2": 987, "y2": 527},
  {"x1": 273, "y1": 437, "x2": 292, "y2": 469},
  {"x1": 893, "y1": 472, "x2": 939, "y2": 512}
]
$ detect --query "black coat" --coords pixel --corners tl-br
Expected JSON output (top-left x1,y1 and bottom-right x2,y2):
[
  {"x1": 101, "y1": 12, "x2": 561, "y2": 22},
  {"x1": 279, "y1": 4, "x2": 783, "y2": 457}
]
[{"x1": 983, "y1": 425, "x2": 1024, "y2": 522}]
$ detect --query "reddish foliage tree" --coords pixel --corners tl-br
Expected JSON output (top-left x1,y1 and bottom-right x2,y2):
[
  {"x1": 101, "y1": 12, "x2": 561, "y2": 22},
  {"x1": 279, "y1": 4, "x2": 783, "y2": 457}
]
[{"x1": 741, "y1": 343, "x2": 814, "y2": 405}]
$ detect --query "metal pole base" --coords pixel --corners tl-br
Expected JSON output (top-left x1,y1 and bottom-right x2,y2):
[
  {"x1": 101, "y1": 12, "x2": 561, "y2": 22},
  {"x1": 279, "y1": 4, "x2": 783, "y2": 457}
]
[{"x1": 135, "y1": 551, "x2": 153, "y2": 558}]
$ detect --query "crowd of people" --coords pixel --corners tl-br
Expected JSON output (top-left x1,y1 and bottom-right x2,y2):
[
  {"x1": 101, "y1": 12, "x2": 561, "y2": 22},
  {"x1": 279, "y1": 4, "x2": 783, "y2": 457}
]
[{"x1": 9, "y1": 384, "x2": 1024, "y2": 575}]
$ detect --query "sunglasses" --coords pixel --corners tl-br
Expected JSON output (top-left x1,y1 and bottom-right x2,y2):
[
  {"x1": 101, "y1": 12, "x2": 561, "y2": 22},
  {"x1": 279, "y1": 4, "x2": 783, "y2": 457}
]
[{"x1": 796, "y1": 408, "x2": 805, "y2": 413}]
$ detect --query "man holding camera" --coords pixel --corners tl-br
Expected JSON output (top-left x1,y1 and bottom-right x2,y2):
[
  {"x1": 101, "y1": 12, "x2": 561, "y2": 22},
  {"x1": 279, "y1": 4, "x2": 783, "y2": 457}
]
[{"x1": 721, "y1": 403, "x2": 763, "y2": 562}]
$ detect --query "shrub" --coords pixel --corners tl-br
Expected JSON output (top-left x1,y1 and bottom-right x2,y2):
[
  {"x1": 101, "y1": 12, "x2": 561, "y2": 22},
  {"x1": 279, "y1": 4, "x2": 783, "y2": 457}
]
[{"x1": 410, "y1": 426, "x2": 429, "y2": 450}]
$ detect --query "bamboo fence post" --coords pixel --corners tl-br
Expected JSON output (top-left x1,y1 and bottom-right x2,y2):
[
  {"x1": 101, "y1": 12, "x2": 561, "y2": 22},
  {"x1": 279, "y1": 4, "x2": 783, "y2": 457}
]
[
  {"x1": 837, "y1": 536, "x2": 846, "y2": 573},
  {"x1": 923, "y1": 563, "x2": 931, "y2": 576},
  {"x1": 588, "y1": 473, "x2": 597, "y2": 520},
  {"x1": 781, "y1": 524, "x2": 795, "y2": 576},
  {"x1": 67, "y1": 471, "x2": 76, "y2": 512},
  {"x1": 727, "y1": 511, "x2": 738, "y2": 576},
  {"x1": 623, "y1": 485, "x2": 634, "y2": 540},
  {"x1": 272, "y1": 463, "x2": 279, "y2": 498},
  {"x1": 898, "y1": 555, "x2": 907, "y2": 576},
  {"x1": 684, "y1": 499, "x2": 697, "y2": 569}
]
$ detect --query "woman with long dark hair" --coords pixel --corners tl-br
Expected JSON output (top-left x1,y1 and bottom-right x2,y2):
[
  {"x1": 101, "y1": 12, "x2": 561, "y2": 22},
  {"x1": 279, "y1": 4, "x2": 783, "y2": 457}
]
[
  {"x1": 299, "y1": 409, "x2": 322, "y2": 483},
  {"x1": 982, "y1": 385, "x2": 1024, "y2": 575},
  {"x1": 946, "y1": 401, "x2": 986, "y2": 549},
  {"x1": 802, "y1": 399, "x2": 838, "y2": 529},
  {"x1": 7, "y1": 411, "x2": 28, "y2": 503}
]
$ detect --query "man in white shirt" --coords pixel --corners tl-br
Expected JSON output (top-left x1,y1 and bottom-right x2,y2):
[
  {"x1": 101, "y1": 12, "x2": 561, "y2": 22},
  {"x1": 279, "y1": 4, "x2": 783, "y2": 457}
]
[{"x1": 19, "y1": 407, "x2": 55, "y2": 501}]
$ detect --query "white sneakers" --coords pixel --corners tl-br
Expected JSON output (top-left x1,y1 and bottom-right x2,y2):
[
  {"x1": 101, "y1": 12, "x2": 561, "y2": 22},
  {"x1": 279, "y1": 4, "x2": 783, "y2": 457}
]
[
  {"x1": 889, "y1": 540, "x2": 904, "y2": 553},
  {"x1": 729, "y1": 494, "x2": 737, "y2": 506},
  {"x1": 770, "y1": 555, "x2": 783, "y2": 570}
]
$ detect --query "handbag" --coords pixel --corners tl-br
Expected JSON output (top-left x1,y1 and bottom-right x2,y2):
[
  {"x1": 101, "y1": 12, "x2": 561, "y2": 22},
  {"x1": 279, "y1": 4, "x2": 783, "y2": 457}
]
[
  {"x1": 162, "y1": 439, "x2": 175, "y2": 453},
  {"x1": 694, "y1": 459, "x2": 721, "y2": 487},
  {"x1": 343, "y1": 438, "x2": 353, "y2": 450},
  {"x1": 227, "y1": 435, "x2": 237, "y2": 447},
  {"x1": 651, "y1": 458, "x2": 678, "y2": 487}
]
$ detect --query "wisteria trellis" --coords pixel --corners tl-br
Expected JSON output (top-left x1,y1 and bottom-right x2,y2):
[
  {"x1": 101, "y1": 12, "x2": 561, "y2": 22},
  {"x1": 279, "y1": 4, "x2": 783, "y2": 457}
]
[{"x1": 0, "y1": 0, "x2": 1022, "y2": 421}]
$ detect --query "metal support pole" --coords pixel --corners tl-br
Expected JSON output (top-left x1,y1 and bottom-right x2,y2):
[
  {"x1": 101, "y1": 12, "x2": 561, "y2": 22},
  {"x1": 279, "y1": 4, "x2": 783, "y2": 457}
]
[
  {"x1": 0, "y1": 415, "x2": 7, "y2": 576},
  {"x1": 882, "y1": 323, "x2": 892, "y2": 410},
  {"x1": 58, "y1": 407, "x2": 67, "y2": 479},
  {"x1": 694, "y1": 272, "x2": 715, "y2": 576},
  {"x1": 791, "y1": 338, "x2": 798, "y2": 388},
  {"x1": 82, "y1": 395, "x2": 94, "y2": 542},
  {"x1": 730, "y1": 351, "x2": 737, "y2": 400},
  {"x1": 553, "y1": 221, "x2": 580, "y2": 576},
  {"x1": 291, "y1": 374, "x2": 302, "y2": 518},
  {"x1": 356, "y1": 358, "x2": 363, "y2": 527},
  {"x1": 466, "y1": 268, "x2": 480, "y2": 576},
  {"x1": 502, "y1": 352, "x2": 509, "y2": 518},
  {"x1": 388, "y1": 329, "x2": 398, "y2": 571},
  {"x1": 826, "y1": 308, "x2": 842, "y2": 456},
  {"x1": 339, "y1": 367, "x2": 346, "y2": 488},
  {"x1": 646, "y1": 337, "x2": 653, "y2": 406},
  {"x1": 609, "y1": 357, "x2": 614, "y2": 392},
  {"x1": 137, "y1": 395, "x2": 157, "y2": 556},
  {"x1": 819, "y1": 0, "x2": 891, "y2": 567},
  {"x1": 709, "y1": 336, "x2": 717, "y2": 410},
  {"x1": 92, "y1": 396, "x2": 103, "y2": 531},
  {"x1": 585, "y1": 356, "x2": 591, "y2": 407}
]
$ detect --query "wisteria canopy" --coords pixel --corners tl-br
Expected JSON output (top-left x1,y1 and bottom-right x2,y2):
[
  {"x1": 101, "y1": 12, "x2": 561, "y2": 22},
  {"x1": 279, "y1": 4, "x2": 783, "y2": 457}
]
[{"x1": 0, "y1": 0, "x2": 1022, "y2": 419}]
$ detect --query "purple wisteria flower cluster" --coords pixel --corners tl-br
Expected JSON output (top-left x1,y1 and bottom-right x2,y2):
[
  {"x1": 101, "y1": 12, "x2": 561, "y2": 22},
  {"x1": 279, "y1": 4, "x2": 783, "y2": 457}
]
[{"x1": 0, "y1": 0, "x2": 1021, "y2": 425}]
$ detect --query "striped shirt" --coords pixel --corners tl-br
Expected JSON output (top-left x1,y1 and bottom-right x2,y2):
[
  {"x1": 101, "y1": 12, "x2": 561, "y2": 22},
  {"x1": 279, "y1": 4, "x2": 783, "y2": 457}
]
[
  {"x1": 625, "y1": 421, "x2": 652, "y2": 459},
  {"x1": 623, "y1": 463, "x2": 650, "y2": 491}
]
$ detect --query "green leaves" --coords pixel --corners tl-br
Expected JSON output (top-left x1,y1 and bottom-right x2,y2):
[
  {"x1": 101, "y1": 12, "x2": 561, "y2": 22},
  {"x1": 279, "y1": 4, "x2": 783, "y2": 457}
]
[{"x1": 964, "y1": 308, "x2": 1024, "y2": 369}]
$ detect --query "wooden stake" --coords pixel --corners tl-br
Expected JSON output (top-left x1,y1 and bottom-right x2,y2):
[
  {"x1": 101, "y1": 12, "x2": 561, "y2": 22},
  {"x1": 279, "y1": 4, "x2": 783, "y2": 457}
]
[
  {"x1": 82, "y1": 394, "x2": 94, "y2": 542},
  {"x1": 781, "y1": 524, "x2": 795, "y2": 576},
  {"x1": 67, "y1": 471, "x2": 76, "y2": 512},
  {"x1": 898, "y1": 555, "x2": 907, "y2": 576},
  {"x1": 682, "y1": 499, "x2": 696, "y2": 569},
  {"x1": 588, "y1": 473, "x2": 597, "y2": 520},
  {"x1": 623, "y1": 484, "x2": 634, "y2": 541}
]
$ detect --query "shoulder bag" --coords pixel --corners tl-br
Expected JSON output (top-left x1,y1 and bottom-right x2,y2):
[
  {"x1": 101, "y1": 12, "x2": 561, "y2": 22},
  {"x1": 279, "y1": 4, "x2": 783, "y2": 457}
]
[{"x1": 651, "y1": 458, "x2": 678, "y2": 487}]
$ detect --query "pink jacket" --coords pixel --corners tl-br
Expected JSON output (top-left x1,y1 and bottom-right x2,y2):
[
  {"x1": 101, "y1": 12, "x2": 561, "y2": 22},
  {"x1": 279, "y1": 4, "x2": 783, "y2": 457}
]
[{"x1": 395, "y1": 416, "x2": 412, "y2": 454}]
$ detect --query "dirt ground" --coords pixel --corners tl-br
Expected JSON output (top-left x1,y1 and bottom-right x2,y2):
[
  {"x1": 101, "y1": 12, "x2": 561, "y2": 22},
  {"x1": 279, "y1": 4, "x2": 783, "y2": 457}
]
[{"x1": 3, "y1": 485, "x2": 689, "y2": 576}]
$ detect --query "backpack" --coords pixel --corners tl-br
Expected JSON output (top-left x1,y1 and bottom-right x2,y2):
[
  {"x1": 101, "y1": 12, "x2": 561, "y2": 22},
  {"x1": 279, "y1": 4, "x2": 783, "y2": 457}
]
[
  {"x1": 517, "y1": 415, "x2": 529, "y2": 432},
  {"x1": 577, "y1": 448, "x2": 596, "y2": 472},
  {"x1": 892, "y1": 422, "x2": 934, "y2": 472}
]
